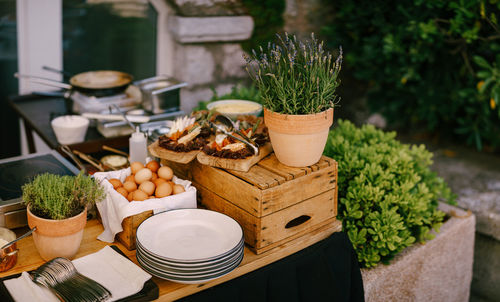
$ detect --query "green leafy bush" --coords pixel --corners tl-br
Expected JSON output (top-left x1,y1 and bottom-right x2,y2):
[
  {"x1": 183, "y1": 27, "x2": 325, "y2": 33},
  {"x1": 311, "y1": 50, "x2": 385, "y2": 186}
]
[
  {"x1": 22, "y1": 173, "x2": 105, "y2": 220},
  {"x1": 321, "y1": 0, "x2": 500, "y2": 150},
  {"x1": 324, "y1": 120, "x2": 455, "y2": 268}
]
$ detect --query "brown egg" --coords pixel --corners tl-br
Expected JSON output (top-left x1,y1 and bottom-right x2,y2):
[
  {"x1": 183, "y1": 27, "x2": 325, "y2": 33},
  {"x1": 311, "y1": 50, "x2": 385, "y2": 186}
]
[
  {"x1": 157, "y1": 166, "x2": 173, "y2": 180},
  {"x1": 138, "y1": 181, "x2": 155, "y2": 196},
  {"x1": 150, "y1": 173, "x2": 158, "y2": 181},
  {"x1": 108, "y1": 178, "x2": 122, "y2": 189},
  {"x1": 130, "y1": 162, "x2": 144, "y2": 174},
  {"x1": 172, "y1": 184, "x2": 185, "y2": 195},
  {"x1": 127, "y1": 191, "x2": 135, "y2": 202},
  {"x1": 125, "y1": 175, "x2": 135, "y2": 183},
  {"x1": 133, "y1": 190, "x2": 148, "y2": 201},
  {"x1": 153, "y1": 178, "x2": 167, "y2": 186},
  {"x1": 116, "y1": 187, "x2": 128, "y2": 198},
  {"x1": 123, "y1": 181, "x2": 137, "y2": 192},
  {"x1": 135, "y1": 168, "x2": 153, "y2": 184},
  {"x1": 146, "y1": 160, "x2": 160, "y2": 173},
  {"x1": 148, "y1": 196, "x2": 156, "y2": 199},
  {"x1": 155, "y1": 182, "x2": 172, "y2": 198}
]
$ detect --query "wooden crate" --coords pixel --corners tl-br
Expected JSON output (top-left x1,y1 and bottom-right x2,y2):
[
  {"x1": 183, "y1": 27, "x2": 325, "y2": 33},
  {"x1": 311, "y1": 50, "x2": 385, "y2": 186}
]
[
  {"x1": 116, "y1": 210, "x2": 153, "y2": 250},
  {"x1": 161, "y1": 154, "x2": 338, "y2": 254}
]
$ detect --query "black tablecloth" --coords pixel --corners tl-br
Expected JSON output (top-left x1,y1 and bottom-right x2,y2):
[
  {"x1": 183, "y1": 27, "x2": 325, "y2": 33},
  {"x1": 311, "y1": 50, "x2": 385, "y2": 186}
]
[{"x1": 179, "y1": 231, "x2": 364, "y2": 302}]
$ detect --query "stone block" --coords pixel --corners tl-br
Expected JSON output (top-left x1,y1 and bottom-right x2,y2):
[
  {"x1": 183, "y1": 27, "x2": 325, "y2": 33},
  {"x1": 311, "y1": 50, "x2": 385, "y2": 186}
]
[
  {"x1": 169, "y1": 16, "x2": 253, "y2": 43},
  {"x1": 180, "y1": 87, "x2": 214, "y2": 113},
  {"x1": 175, "y1": 44, "x2": 215, "y2": 85},
  {"x1": 362, "y1": 203, "x2": 475, "y2": 302},
  {"x1": 168, "y1": 0, "x2": 247, "y2": 17},
  {"x1": 220, "y1": 43, "x2": 247, "y2": 79}
]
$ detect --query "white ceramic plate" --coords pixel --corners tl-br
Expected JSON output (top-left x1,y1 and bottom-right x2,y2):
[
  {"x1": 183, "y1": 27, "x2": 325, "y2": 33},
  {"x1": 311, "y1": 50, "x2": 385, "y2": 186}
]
[
  {"x1": 136, "y1": 251, "x2": 244, "y2": 284},
  {"x1": 136, "y1": 209, "x2": 243, "y2": 262},
  {"x1": 136, "y1": 247, "x2": 243, "y2": 277},
  {"x1": 136, "y1": 238, "x2": 244, "y2": 270}
]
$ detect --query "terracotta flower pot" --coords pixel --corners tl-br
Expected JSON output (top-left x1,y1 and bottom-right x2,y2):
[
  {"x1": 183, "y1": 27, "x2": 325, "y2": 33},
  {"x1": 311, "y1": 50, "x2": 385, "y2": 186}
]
[
  {"x1": 27, "y1": 206, "x2": 87, "y2": 261},
  {"x1": 264, "y1": 108, "x2": 334, "y2": 167}
]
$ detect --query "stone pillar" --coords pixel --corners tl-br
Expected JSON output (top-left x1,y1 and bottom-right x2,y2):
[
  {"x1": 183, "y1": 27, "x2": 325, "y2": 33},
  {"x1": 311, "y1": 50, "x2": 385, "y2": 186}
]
[{"x1": 167, "y1": 1, "x2": 254, "y2": 113}]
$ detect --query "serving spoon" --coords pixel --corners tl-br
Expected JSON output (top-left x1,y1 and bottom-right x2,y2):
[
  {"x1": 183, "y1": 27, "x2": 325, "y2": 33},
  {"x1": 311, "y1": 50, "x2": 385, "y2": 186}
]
[
  {"x1": 211, "y1": 115, "x2": 259, "y2": 155},
  {"x1": 1, "y1": 227, "x2": 36, "y2": 250}
]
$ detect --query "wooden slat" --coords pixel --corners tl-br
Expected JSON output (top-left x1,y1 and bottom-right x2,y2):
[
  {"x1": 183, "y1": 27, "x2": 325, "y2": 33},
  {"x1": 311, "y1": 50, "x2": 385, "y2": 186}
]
[
  {"x1": 257, "y1": 154, "x2": 311, "y2": 180},
  {"x1": 197, "y1": 185, "x2": 260, "y2": 246},
  {"x1": 190, "y1": 162, "x2": 263, "y2": 216},
  {"x1": 310, "y1": 156, "x2": 333, "y2": 171},
  {"x1": 148, "y1": 140, "x2": 199, "y2": 164},
  {"x1": 227, "y1": 165, "x2": 286, "y2": 189},
  {"x1": 196, "y1": 143, "x2": 273, "y2": 172},
  {"x1": 260, "y1": 166, "x2": 336, "y2": 216},
  {"x1": 252, "y1": 217, "x2": 339, "y2": 254},
  {"x1": 116, "y1": 210, "x2": 153, "y2": 250},
  {"x1": 258, "y1": 189, "x2": 337, "y2": 249}
]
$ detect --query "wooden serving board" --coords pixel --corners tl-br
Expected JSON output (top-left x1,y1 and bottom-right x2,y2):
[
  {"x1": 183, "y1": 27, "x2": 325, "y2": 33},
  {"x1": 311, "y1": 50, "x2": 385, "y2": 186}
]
[
  {"x1": 148, "y1": 140, "x2": 200, "y2": 164},
  {"x1": 196, "y1": 143, "x2": 273, "y2": 172}
]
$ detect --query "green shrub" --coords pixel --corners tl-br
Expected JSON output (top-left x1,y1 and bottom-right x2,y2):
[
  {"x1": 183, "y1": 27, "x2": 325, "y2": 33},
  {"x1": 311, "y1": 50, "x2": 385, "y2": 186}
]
[
  {"x1": 22, "y1": 173, "x2": 105, "y2": 220},
  {"x1": 324, "y1": 120, "x2": 455, "y2": 268},
  {"x1": 321, "y1": 0, "x2": 500, "y2": 151}
]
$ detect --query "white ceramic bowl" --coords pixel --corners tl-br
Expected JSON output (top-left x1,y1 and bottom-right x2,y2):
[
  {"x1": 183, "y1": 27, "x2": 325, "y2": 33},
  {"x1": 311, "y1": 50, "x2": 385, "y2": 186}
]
[
  {"x1": 51, "y1": 115, "x2": 89, "y2": 145},
  {"x1": 206, "y1": 100, "x2": 262, "y2": 119}
]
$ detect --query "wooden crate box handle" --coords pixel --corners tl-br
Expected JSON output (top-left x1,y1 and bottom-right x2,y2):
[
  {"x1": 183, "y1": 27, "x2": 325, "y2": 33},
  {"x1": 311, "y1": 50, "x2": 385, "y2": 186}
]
[{"x1": 285, "y1": 215, "x2": 311, "y2": 229}]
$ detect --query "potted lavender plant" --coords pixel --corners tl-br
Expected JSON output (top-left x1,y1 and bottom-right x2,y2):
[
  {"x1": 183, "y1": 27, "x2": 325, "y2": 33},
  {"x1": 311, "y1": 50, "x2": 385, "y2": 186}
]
[{"x1": 245, "y1": 33, "x2": 342, "y2": 167}]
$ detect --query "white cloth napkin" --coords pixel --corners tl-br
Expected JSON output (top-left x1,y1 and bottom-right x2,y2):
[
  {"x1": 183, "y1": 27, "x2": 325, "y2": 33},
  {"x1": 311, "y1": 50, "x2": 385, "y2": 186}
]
[
  {"x1": 93, "y1": 168, "x2": 197, "y2": 243},
  {"x1": 4, "y1": 245, "x2": 151, "y2": 302}
]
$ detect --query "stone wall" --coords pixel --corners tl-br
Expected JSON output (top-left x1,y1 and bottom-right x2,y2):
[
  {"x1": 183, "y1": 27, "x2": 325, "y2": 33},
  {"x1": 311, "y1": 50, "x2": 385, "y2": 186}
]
[{"x1": 167, "y1": 0, "x2": 253, "y2": 113}]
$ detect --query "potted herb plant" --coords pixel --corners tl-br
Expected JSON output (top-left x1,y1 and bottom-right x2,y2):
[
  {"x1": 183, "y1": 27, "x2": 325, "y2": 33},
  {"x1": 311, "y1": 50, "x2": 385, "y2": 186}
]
[
  {"x1": 22, "y1": 173, "x2": 105, "y2": 260},
  {"x1": 245, "y1": 33, "x2": 342, "y2": 167}
]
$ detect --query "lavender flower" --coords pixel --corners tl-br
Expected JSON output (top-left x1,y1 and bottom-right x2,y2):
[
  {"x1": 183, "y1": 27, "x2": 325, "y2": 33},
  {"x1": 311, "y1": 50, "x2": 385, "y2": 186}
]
[{"x1": 245, "y1": 32, "x2": 343, "y2": 115}]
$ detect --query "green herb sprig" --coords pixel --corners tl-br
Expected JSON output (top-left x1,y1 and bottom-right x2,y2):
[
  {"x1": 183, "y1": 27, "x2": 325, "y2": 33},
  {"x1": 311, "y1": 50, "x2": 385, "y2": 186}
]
[
  {"x1": 22, "y1": 172, "x2": 105, "y2": 220},
  {"x1": 245, "y1": 33, "x2": 342, "y2": 115}
]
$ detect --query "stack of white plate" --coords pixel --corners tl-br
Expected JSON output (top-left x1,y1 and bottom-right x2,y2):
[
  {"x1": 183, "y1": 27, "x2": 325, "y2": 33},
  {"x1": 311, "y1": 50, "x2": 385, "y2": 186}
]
[{"x1": 135, "y1": 209, "x2": 244, "y2": 284}]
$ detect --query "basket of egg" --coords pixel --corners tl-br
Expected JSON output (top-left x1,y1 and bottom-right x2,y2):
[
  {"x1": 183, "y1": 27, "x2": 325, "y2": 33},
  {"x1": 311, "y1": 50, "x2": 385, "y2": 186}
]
[{"x1": 93, "y1": 160, "x2": 197, "y2": 250}]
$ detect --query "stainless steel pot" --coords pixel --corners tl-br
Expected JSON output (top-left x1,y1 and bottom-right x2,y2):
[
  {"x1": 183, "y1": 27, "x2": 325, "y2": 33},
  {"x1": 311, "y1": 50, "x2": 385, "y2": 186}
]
[{"x1": 135, "y1": 76, "x2": 187, "y2": 114}]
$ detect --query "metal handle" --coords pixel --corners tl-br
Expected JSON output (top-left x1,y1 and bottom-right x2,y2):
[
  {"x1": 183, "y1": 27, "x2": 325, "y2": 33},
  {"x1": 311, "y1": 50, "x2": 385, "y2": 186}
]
[
  {"x1": 60, "y1": 145, "x2": 87, "y2": 173},
  {"x1": 1, "y1": 227, "x2": 37, "y2": 250},
  {"x1": 14, "y1": 73, "x2": 72, "y2": 89},
  {"x1": 151, "y1": 82, "x2": 188, "y2": 95},
  {"x1": 210, "y1": 122, "x2": 259, "y2": 155},
  {"x1": 42, "y1": 66, "x2": 73, "y2": 77}
]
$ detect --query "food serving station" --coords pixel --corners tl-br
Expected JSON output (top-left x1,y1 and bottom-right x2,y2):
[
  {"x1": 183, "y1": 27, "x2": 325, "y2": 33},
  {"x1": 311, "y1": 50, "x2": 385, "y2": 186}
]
[
  {"x1": 1, "y1": 32, "x2": 364, "y2": 299},
  {"x1": 0, "y1": 74, "x2": 365, "y2": 301}
]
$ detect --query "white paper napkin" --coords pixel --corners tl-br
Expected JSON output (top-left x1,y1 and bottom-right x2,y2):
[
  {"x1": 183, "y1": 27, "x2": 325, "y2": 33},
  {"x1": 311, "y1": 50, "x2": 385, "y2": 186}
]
[
  {"x1": 93, "y1": 168, "x2": 197, "y2": 243},
  {"x1": 4, "y1": 246, "x2": 151, "y2": 302}
]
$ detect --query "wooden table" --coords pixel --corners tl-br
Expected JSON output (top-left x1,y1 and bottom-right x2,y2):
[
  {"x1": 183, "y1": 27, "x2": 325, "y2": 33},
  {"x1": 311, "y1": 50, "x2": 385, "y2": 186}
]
[{"x1": 1, "y1": 219, "x2": 342, "y2": 301}]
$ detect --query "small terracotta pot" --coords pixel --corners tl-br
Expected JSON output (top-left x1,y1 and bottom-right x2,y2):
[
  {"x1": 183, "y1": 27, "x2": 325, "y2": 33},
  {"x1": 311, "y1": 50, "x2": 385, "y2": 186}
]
[
  {"x1": 27, "y1": 207, "x2": 87, "y2": 261},
  {"x1": 264, "y1": 108, "x2": 334, "y2": 167}
]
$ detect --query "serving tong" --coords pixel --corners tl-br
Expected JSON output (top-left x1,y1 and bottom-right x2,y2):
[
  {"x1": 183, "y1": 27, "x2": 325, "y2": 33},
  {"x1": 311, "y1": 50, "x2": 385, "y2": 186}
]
[
  {"x1": 30, "y1": 257, "x2": 111, "y2": 302},
  {"x1": 210, "y1": 115, "x2": 259, "y2": 155}
]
